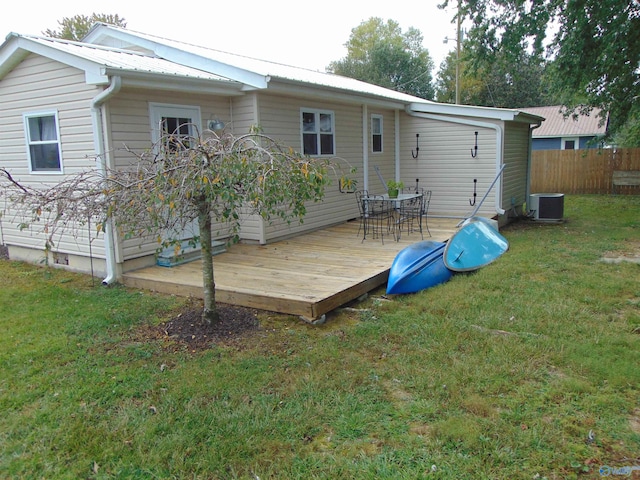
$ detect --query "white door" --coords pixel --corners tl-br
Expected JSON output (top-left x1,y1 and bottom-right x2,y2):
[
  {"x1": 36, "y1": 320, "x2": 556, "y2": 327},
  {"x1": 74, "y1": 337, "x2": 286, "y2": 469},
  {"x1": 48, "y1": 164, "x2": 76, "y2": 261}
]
[{"x1": 149, "y1": 103, "x2": 202, "y2": 242}]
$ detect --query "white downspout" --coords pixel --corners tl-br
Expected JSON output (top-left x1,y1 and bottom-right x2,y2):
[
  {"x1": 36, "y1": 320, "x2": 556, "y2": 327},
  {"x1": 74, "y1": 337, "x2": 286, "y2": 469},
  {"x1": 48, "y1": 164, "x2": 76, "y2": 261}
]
[
  {"x1": 394, "y1": 110, "x2": 401, "y2": 182},
  {"x1": 405, "y1": 109, "x2": 506, "y2": 215},
  {"x1": 91, "y1": 76, "x2": 121, "y2": 285}
]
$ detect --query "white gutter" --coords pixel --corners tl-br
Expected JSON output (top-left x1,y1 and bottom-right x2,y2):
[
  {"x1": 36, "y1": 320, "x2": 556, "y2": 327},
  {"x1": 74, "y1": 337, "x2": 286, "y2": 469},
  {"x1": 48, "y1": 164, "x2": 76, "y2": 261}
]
[
  {"x1": 405, "y1": 109, "x2": 506, "y2": 215},
  {"x1": 91, "y1": 76, "x2": 121, "y2": 285}
]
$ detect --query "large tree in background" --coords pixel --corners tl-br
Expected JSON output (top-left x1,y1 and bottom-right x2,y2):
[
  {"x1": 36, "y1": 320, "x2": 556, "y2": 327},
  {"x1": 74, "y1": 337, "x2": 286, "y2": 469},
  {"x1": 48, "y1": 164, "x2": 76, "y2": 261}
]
[
  {"x1": 328, "y1": 18, "x2": 435, "y2": 100},
  {"x1": 439, "y1": 0, "x2": 640, "y2": 138},
  {"x1": 436, "y1": 48, "x2": 556, "y2": 108},
  {"x1": 44, "y1": 14, "x2": 127, "y2": 41}
]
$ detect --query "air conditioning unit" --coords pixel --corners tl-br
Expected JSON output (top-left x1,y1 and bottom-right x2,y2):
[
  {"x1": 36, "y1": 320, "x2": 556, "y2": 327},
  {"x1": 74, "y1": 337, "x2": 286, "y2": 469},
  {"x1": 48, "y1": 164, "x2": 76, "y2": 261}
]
[{"x1": 529, "y1": 193, "x2": 564, "y2": 222}]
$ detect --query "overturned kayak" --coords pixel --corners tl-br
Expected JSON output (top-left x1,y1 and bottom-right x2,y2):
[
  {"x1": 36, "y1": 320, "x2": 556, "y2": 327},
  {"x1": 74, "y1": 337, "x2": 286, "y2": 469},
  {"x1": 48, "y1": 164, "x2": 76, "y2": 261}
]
[
  {"x1": 387, "y1": 240, "x2": 453, "y2": 295},
  {"x1": 444, "y1": 217, "x2": 509, "y2": 272}
]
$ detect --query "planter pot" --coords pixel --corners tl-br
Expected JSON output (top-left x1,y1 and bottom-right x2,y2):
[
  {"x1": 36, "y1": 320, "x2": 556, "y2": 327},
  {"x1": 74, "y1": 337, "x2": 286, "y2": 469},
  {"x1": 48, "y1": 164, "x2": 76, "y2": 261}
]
[{"x1": 388, "y1": 188, "x2": 399, "y2": 198}]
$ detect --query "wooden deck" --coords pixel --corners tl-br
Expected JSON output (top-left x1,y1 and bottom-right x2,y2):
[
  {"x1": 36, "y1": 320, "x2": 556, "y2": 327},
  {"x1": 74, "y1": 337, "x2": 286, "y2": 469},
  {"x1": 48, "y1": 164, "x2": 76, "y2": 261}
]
[{"x1": 122, "y1": 218, "x2": 460, "y2": 321}]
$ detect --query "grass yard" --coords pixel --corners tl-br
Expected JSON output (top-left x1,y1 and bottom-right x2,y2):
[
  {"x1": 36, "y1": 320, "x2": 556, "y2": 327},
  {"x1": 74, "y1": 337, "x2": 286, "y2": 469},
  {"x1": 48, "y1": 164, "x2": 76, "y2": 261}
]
[{"x1": 0, "y1": 195, "x2": 639, "y2": 479}]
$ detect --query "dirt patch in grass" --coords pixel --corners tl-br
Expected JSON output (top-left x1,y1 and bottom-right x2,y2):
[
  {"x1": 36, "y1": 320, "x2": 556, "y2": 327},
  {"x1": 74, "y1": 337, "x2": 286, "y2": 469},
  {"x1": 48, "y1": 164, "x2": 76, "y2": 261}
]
[
  {"x1": 138, "y1": 302, "x2": 262, "y2": 352},
  {"x1": 601, "y1": 240, "x2": 640, "y2": 264}
]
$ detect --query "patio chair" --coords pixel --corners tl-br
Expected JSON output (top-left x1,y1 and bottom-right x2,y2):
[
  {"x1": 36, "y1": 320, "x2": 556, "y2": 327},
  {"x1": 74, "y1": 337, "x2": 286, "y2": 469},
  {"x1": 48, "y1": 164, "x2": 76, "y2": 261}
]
[
  {"x1": 365, "y1": 194, "x2": 394, "y2": 244},
  {"x1": 355, "y1": 190, "x2": 369, "y2": 238},
  {"x1": 399, "y1": 188, "x2": 432, "y2": 239}
]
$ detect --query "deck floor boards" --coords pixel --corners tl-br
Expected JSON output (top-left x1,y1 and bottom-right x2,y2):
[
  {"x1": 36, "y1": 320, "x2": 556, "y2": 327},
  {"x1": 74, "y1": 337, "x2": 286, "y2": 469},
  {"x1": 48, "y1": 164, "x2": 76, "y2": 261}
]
[{"x1": 122, "y1": 218, "x2": 459, "y2": 320}]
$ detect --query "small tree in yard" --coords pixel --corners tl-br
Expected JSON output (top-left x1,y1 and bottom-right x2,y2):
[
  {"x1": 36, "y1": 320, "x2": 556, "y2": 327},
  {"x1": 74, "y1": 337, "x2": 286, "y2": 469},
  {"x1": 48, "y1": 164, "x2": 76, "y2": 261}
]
[{"x1": 0, "y1": 129, "x2": 345, "y2": 325}]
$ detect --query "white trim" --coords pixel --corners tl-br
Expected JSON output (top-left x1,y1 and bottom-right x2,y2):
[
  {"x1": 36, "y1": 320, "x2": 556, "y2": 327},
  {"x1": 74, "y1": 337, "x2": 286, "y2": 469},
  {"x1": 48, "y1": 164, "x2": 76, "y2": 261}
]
[
  {"x1": 23, "y1": 110, "x2": 63, "y2": 174},
  {"x1": 408, "y1": 101, "x2": 544, "y2": 124},
  {"x1": 561, "y1": 137, "x2": 579, "y2": 150},
  {"x1": 83, "y1": 26, "x2": 269, "y2": 89},
  {"x1": 148, "y1": 103, "x2": 203, "y2": 146},
  {"x1": 394, "y1": 110, "x2": 400, "y2": 183}
]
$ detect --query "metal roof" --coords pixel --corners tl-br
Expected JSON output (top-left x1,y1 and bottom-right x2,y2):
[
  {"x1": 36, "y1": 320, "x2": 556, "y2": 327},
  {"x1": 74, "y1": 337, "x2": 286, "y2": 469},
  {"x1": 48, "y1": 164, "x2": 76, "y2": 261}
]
[
  {"x1": 2, "y1": 33, "x2": 237, "y2": 83},
  {"x1": 519, "y1": 105, "x2": 608, "y2": 137},
  {"x1": 83, "y1": 24, "x2": 429, "y2": 105}
]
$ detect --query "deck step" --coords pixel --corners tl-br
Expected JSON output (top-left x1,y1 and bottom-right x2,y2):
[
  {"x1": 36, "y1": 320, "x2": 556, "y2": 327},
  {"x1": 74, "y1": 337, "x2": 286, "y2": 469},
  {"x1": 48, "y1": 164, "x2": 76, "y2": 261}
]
[{"x1": 156, "y1": 240, "x2": 226, "y2": 267}]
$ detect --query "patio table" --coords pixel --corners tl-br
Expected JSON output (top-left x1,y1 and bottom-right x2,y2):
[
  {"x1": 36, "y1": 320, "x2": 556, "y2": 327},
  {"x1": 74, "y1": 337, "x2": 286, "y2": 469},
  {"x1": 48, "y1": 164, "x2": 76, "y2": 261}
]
[{"x1": 361, "y1": 192, "x2": 423, "y2": 242}]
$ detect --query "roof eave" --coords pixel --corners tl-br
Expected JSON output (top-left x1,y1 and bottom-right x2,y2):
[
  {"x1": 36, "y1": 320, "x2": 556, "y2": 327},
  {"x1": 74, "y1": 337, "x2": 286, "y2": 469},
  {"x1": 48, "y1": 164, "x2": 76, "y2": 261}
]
[
  {"x1": 266, "y1": 77, "x2": 409, "y2": 109},
  {"x1": 106, "y1": 68, "x2": 246, "y2": 95},
  {"x1": 84, "y1": 25, "x2": 269, "y2": 90},
  {"x1": 0, "y1": 33, "x2": 109, "y2": 84},
  {"x1": 408, "y1": 101, "x2": 544, "y2": 124}
]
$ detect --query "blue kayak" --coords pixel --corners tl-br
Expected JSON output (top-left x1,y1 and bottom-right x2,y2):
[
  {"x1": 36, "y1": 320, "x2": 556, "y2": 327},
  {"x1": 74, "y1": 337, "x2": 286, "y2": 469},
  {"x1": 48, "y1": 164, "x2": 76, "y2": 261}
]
[
  {"x1": 443, "y1": 217, "x2": 509, "y2": 272},
  {"x1": 386, "y1": 240, "x2": 453, "y2": 294}
]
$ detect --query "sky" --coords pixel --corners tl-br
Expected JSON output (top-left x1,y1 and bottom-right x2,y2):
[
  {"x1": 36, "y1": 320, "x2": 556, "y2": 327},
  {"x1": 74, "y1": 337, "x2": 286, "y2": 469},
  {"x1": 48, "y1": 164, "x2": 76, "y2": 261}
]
[{"x1": 1, "y1": 0, "x2": 460, "y2": 72}]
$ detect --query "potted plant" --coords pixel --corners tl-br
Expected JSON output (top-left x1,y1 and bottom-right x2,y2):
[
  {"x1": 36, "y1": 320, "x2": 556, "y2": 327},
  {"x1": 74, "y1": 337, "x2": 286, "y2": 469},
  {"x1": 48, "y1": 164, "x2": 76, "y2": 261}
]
[{"x1": 386, "y1": 180, "x2": 404, "y2": 198}]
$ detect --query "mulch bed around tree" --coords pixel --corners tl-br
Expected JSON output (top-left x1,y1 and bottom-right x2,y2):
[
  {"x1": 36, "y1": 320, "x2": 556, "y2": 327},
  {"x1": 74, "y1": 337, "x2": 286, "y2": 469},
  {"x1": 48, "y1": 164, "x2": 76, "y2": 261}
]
[{"x1": 149, "y1": 303, "x2": 263, "y2": 352}]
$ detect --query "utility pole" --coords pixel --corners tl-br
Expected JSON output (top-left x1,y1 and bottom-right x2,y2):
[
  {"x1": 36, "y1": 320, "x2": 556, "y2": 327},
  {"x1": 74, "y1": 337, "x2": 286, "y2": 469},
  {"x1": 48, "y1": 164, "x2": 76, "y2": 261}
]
[{"x1": 455, "y1": 0, "x2": 461, "y2": 105}]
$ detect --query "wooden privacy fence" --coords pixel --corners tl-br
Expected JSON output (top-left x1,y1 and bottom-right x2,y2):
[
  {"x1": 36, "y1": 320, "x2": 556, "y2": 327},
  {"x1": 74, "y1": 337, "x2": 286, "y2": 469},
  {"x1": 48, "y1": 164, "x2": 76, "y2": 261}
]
[{"x1": 530, "y1": 148, "x2": 640, "y2": 194}]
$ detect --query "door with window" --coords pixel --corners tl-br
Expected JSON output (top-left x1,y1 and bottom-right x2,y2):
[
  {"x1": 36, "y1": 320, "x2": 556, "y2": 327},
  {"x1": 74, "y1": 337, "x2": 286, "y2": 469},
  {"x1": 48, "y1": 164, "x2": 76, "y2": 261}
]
[{"x1": 149, "y1": 104, "x2": 202, "y2": 242}]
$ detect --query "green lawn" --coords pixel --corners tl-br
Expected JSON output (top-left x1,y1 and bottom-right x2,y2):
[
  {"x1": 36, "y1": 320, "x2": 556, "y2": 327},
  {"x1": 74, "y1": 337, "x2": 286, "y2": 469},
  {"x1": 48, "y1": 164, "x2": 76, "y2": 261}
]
[{"x1": 1, "y1": 195, "x2": 639, "y2": 479}]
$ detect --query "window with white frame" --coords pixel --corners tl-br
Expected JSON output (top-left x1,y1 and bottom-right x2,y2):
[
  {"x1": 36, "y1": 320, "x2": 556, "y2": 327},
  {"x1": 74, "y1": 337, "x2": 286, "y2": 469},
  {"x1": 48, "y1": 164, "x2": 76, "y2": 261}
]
[
  {"x1": 371, "y1": 114, "x2": 383, "y2": 153},
  {"x1": 24, "y1": 112, "x2": 62, "y2": 173},
  {"x1": 562, "y1": 137, "x2": 578, "y2": 150},
  {"x1": 149, "y1": 103, "x2": 201, "y2": 153},
  {"x1": 301, "y1": 109, "x2": 335, "y2": 156}
]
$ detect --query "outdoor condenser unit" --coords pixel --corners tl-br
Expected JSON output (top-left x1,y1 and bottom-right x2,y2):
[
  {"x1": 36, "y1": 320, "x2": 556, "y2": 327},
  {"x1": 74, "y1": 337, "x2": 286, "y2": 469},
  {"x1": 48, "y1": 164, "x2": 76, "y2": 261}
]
[{"x1": 529, "y1": 193, "x2": 565, "y2": 221}]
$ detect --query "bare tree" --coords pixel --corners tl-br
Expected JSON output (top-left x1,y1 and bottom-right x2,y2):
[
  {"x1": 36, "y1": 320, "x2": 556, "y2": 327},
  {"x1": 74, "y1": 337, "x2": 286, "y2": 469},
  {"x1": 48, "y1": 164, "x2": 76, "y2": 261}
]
[{"x1": 1, "y1": 129, "x2": 352, "y2": 324}]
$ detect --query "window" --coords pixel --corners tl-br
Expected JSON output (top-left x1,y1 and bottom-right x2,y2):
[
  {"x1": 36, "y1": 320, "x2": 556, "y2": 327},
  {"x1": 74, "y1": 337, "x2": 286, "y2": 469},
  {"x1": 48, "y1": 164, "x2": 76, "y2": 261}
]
[
  {"x1": 161, "y1": 116, "x2": 192, "y2": 151},
  {"x1": 371, "y1": 115, "x2": 383, "y2": 153},
  {"x1": 24, "y1": 112, "x2": 62, "y2": 173},
  {"x1": 149, "y1": 103, "x2": 201, "y2": 152},
  {"x1": 562, "y1": 137, "x2": 578, "y2": 150},
  {"x1": 301, "y1": 109, "x2": 335, "y2": 156}
]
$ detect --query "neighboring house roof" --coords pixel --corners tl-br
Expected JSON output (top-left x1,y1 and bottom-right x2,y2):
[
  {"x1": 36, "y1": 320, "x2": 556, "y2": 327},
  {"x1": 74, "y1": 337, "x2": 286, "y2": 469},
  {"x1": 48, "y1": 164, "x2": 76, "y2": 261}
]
[{"x1": 519, "y1": 105, "x2": 608, "y2": 138}]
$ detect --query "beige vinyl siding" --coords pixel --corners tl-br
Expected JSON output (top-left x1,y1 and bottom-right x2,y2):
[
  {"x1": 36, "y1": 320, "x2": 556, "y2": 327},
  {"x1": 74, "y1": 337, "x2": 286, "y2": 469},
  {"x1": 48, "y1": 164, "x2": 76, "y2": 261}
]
[
  {"x1": 400, "y1": 114, "x2": 498, "y2": 217},
  {"x1": 502, "y1": 121, "x2": 531, "y2": 213},
  {"x1": 253, "y1": 93, "x2": 376, "y2": 242},
  {"x1": 107, "y1": 89, "x2": 237, "y2": 262},
  {"x1": 228, "y1": 93, "x2": 263, "y2": 242},
  {"x1": 0, "y1": 54, "x2": 107, "y2": 264},
  {"x1": 230, "y1": 93, "x2": 259, "y2": 134}
]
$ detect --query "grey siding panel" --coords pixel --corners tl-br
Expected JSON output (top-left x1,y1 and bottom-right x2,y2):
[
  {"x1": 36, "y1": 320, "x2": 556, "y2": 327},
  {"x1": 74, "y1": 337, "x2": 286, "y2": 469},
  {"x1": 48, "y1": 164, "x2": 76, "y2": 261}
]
[
  {"x1": 0, "y1": 54, "x2": 106, "y2": 259},
  {"x1": 400, "y1": 114, "x2": 498, "y2": 217}
]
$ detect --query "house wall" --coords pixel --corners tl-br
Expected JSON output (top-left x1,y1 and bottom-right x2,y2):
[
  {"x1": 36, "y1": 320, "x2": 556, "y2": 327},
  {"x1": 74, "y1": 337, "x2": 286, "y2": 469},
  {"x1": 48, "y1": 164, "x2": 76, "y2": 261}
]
[
  {"x1": 0, "y1": 54, "x2": 109, "y2": 274},
  {"x1": 399, "y1": 114, "x2": 499, "y2": 218},
  {"x1": 106, "y1": 88, "x2": 244, "y2": 265},
  {"x1": 532, "y1": 137, "x2": 561, "y2": 151},
  {"x1": 532, "y1": 135, "x2": 599, "y2": 151},
  {"x1": 502, "y1": 121, "x2": 532, "y2": 218},
  {"x1": 245, "y1": 92, "x2": 397, "y2": 242}
]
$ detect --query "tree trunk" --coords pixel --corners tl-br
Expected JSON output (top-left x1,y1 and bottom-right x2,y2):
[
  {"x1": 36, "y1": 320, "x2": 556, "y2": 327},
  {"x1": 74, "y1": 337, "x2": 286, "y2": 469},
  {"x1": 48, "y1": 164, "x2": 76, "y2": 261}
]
[{"x1": 197, "y1": 198, "x2": 218, "y2": 325}]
